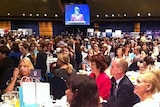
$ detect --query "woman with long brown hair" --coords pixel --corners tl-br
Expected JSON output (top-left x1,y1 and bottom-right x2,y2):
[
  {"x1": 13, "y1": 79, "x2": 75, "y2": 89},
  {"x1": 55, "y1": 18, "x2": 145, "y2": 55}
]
[{"x1": 66, "y1": 74, "x2": 101, "y2": 107}]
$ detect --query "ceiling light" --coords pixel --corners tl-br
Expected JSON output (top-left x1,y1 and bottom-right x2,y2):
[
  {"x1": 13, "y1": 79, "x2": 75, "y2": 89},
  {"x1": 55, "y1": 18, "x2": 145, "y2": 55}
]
[
  {"x1": 124, "y1": 13, "x2": 127, "y2": 17},
  {"x1": 22, "y1": 13, "x2": 25, "y2": 16},
  {"x1": 7, "y1": 13, "x2": 11, "y2": 16},
  {"x1": 29, "y1": 14, "x2": 32, "y2": 16},
  {"x1": 36, "y1": 14, "x2": 39, "y2": 16},
  {"x1": 137, "y1": 13, "x2": 140, "y2": 16},
  {"x1": 44, "y1": 13, "x2": 47, "y2": 16},
  {"x1": 54, "y1": 14, "x2": 58, "y2": 17},
  {"x1": 148, "y1": 13, "x2": 151, "y2": 16},
  {"x1": 96, "y1": 14, "x2": 99, "y2": 17},
  {"x1": 105, "y1": 14, "x2": 108, "y2": 17},
  {"x1": 111, "y1": 14, "x2": 115, "y2": 17}
]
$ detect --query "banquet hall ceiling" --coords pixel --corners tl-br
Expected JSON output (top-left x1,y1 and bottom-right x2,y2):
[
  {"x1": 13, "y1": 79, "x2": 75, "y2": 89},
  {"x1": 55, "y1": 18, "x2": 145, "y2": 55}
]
[{"x1": 0, "y1": 0, "x2": 160, "y2": 21}]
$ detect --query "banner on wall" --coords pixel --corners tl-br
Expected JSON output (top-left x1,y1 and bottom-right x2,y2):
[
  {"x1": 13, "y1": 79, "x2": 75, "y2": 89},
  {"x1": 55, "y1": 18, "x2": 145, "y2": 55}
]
[
  {"x1": 0, "y1": 29, "x2": 4, "y2": 37},
  {"x1": 87, "y1": 28, "x2": 94, "y2": 36},
  {"x1": 154, "y1": 30, "x2": 160, "y2": 38},
  {"x1": 18, "y1": 28, "x2": 33, "y2": 36},
  {"x1": 115, "y1": 30, "x2": 122, "y2": 38},
  {"x1": 105, "y1": 29, "x2": 112, "y2": 37},
  {"x1": 146, "y1": 30, "x2": 153, "y2": 39}
]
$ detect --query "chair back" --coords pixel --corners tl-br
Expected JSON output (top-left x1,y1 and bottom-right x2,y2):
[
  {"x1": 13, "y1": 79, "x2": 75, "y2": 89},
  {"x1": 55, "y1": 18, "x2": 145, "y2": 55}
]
[{"x1": 49, "y1": 76, "x2": 67, "y2": 100}]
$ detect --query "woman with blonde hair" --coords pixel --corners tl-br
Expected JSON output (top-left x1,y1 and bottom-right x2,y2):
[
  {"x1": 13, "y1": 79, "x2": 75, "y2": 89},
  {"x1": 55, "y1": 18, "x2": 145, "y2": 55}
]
[
  {"x1": 56, "y1": 53, "x2": 75, "y2": 76},
  {"x1": 133, "y1": 72, "x2": 159, "y2": 107},
  {"x1": 3, "y1": 58, "x2": 34, "y2": 93},
  {"x1": 152, "y1": 69, "x2": 160, "y2": 102},
  {"x1": 144, "y1": 67, "x2": 160, "y2": 102},
  {"x1": 50, "y1": 53, "x2": 76, "y2": 99}
]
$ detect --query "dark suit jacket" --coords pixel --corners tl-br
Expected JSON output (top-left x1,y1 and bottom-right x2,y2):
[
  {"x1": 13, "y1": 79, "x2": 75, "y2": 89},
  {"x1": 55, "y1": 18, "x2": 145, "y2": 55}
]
[
  {"x1": 35, "y1": 50, "x2": 47, "y2": 80},
  {"x1": 27, "y1": 55, "x2": 35, "y2": 67},
  {"x1": 102, "y1": 75, "x2": 140, "y2": 107}
]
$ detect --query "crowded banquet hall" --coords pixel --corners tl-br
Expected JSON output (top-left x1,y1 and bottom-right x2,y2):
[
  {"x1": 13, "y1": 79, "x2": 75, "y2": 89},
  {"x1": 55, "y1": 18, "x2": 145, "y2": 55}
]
[{"x1": 0, "y1": 0, "x2": 160, "y2": 107}]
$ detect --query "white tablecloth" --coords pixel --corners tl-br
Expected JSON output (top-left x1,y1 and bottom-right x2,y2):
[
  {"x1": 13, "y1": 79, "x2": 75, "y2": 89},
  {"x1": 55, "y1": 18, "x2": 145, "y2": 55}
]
[
  {"x1": 46, "y1": 56, "x2": 57, "y2": 73},
  {"x1": 52, "y1": 96, "x2": 69, "y2": 107},
  {"x1": 126, "y1": 71, "x2": 139, "y2": 85}
]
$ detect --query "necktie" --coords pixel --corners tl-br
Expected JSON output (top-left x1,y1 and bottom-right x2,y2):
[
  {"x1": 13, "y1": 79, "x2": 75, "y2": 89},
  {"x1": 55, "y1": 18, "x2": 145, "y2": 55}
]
[{"x1": 113, "y1": 82, "x2": 118, "y2": 98}]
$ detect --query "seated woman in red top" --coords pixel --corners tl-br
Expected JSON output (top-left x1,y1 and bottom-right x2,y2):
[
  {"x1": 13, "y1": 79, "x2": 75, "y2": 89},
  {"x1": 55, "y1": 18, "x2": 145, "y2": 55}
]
[{"x1": 89, "y1": 53, "x2": 111, "y2": 100}]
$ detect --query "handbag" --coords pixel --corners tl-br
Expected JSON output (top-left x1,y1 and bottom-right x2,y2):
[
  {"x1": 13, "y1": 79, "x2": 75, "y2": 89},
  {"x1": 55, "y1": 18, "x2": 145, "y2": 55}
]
[{"x1": 19, "y1": 76, "x2": 50, "y2": 107}]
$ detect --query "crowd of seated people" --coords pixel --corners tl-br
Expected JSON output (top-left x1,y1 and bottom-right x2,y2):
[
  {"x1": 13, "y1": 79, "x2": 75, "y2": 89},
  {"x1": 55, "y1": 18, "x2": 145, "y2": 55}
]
[{"x1": 0, "y1": 31, "x2": 160, "y2": 106}]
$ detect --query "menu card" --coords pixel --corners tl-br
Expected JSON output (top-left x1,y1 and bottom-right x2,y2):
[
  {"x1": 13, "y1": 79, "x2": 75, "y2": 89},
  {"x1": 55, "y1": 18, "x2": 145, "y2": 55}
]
[{"x1": 21, "y1": 82, "x2": 50, "y2": 106}]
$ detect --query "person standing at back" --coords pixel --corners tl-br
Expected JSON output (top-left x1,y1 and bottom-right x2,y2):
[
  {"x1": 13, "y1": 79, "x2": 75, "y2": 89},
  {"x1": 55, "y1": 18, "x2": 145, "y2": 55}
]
[
  {"x1": 102, "y1": 59, "x2": 140, "y2": 107},
  {"x1": 35, "y1": 41, "x2": 47, "y2": 81}
]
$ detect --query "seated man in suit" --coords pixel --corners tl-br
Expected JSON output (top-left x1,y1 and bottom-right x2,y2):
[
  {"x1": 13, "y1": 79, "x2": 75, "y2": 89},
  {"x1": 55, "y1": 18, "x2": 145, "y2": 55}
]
[{"x1": 102, "y1": 59, "x2": 140, "y2": 107}]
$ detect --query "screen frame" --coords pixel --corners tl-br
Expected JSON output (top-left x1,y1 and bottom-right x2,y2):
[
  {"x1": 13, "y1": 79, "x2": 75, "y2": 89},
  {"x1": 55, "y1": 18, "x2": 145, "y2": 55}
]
[{"x1": 65, "y1": 4, "x2": 90, "y2": 26}]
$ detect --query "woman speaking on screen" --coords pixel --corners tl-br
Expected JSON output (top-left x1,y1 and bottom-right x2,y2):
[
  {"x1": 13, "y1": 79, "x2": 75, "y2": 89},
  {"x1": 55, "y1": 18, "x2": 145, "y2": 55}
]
[{"x1": 70, "y1": 6, "x2": 84, "y2": 21}]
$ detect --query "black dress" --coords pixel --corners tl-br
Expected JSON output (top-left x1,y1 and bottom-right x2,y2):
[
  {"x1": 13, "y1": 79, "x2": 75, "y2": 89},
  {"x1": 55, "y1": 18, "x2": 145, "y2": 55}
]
[{"x1": 49, "y1": 68, "x2": 75, "y2": 99}]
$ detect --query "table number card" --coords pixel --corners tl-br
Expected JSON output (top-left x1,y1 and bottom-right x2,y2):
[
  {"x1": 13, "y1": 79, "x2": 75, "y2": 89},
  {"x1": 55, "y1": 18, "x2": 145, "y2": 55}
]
[{"x1": 30, "y1": 69, "x2": 41, "y2": 80}]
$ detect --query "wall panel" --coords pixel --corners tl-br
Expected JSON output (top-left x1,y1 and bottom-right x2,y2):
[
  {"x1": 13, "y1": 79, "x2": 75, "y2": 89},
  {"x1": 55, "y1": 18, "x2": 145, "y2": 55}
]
[
  {"x1": 39, "y1": 22, "x2": 53, "y2": 36},
  {"x1": 0, "y1": 21, "x2": 11, "y2": 30},
  {"x1": 134, "y1": 22, "x2": 140, "y2": 32}
]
